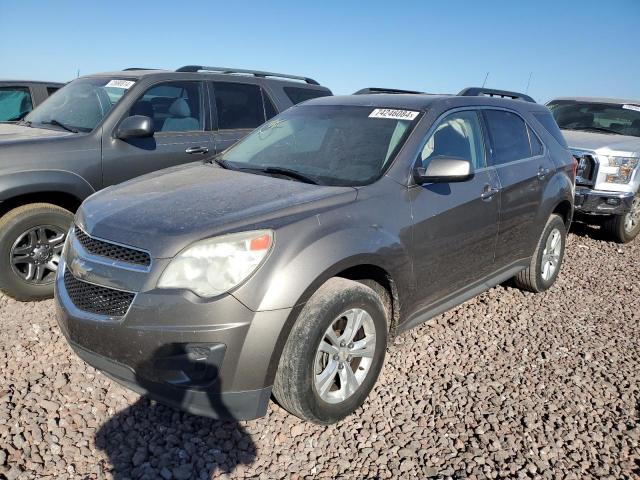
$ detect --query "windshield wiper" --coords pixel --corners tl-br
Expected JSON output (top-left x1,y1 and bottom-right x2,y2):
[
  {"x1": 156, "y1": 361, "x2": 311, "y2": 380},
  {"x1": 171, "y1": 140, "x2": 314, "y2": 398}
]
[
  {"x1": 41, "y1": 119, "x2": 78, "y2": 133},
  {"x1": 261, "y1": 166, "x2": 320, "y2": 185},
  {"x1": 566, "y1": 126, "x2": 623, "y2": 135}
]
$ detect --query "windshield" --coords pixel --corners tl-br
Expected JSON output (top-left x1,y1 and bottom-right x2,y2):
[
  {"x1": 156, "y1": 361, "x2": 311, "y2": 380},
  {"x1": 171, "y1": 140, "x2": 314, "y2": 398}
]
[
  {"x1": 548, "y1": 100, "x2": 640, "y2": 137},
  {"x1": 219, "y1": 105, "x2": 420, "y2": 186},
  {"x1": 25, "y1": 77, "x2": 134, "y2": 132}
]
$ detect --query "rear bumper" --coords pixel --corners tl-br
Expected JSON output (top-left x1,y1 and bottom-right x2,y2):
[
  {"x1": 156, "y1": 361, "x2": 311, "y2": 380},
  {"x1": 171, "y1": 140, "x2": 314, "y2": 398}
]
[{"x1": 574, "y1": 187, "x2": 635, "y2": 215}]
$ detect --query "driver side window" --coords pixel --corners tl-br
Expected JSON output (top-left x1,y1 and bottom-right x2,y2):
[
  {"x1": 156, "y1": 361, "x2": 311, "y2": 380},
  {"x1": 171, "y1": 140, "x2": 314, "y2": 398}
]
[{"x1": 420, "y1": 110, "x2": 486, "y2": 169}]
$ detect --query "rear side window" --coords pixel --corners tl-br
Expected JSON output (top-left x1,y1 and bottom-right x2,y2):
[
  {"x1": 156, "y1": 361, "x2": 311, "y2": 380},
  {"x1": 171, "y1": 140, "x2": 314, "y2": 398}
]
[
  {"x1": 46, "y1": 87, "x2": 59, "y2": 96},
  {"x1": 528, "y1": 125, "x2": 544, "y2": 156},
  {"x1": 263, "y1": 90, "x2": 277, "y2": 120},
  {"x1": 0, "y1": 87, "x2": 33, "y2": 121},
  {"x1": 533, "y1": 112, "x2": 568, "y2": 147},
  {"x1": 483, "y1": 110, "x2": 531, "y2": 165},
  {"x1": 284, "y1": 87, "x2": 331, "y2": 105},
  {"x1": 213, "y1": 82, "x2": 266, "y2": 130}
]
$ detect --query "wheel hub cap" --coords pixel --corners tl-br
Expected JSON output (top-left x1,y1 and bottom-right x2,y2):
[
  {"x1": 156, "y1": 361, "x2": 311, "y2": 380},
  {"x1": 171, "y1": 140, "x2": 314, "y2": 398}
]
[
  {"x1": 541, "y1": 228, "x2": 562, "y2": 282},
  {"x1": 624, "y1": 197, "x2": 640, "y2": 233},
  {"x1": 314, "y1": 308, "x2": 377, "y2": 404},
  {"x1": 10, "y1": 225, "x2": 66, "y2": 285}
]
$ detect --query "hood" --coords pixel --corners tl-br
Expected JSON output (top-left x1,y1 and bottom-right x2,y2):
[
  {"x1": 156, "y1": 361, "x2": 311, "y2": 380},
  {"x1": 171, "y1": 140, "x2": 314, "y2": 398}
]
[
  {"x1": 561, "y1": 129, "x2": 640, "y2": 156},
  {"x1": 0, "y1": 122, "x2": 73, "y2": 143},
  {"x1": 77, "y1": 163, "x2": 357, "y2": 258}
]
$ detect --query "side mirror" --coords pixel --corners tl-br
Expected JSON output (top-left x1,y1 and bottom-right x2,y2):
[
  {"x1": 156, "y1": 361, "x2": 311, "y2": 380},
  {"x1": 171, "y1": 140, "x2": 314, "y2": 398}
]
[
  {"x1": 414, "y1": 156, "x2": 474, "y2": 184},
  {"x1": 115, "y1": 115, "x2": 154, "y2": 140}
]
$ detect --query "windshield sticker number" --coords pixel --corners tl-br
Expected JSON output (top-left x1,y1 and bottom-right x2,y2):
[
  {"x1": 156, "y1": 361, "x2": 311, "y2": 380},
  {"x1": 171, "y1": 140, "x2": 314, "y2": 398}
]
[
  {"x1": 622, "y1": 104, "x2": 640, "y2": 112},
  {"x1": 369, "y1": 108, "x2": 419, "y2": 121},
  {"x1": 105, "y1": 79, "x2": 135, "y2": 89}
]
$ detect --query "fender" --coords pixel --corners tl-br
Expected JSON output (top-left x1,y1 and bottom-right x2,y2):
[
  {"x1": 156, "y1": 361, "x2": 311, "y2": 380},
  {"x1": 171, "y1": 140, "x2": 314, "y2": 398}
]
[
  {"x1": 534, "y1": 168, "x2": 574, "y2": 236},
  {"x1": 0, "y1": 169, "x2": 96, "y2": 204}
]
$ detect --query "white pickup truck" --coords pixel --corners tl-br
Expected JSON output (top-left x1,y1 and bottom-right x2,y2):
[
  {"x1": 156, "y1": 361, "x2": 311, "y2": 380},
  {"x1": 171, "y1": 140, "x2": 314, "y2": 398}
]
[{"x1": 547, "y1": 97, "x2": 640, "y2": 243}]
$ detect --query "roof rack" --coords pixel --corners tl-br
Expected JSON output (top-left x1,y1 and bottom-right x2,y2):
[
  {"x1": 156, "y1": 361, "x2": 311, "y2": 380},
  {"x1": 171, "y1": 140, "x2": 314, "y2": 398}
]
[
  {"x1": 122, "y1": 67, "x2": 160, "y2": 71},
  {"x1": 458, "y1": 87, "x2": 535, "y2": 103},
  {"x1": 354, "y1": 87, "x2": 425, "y2": 95},
  {"x1": 175, "y1": 65, "x2": 320, "y2": 85}
]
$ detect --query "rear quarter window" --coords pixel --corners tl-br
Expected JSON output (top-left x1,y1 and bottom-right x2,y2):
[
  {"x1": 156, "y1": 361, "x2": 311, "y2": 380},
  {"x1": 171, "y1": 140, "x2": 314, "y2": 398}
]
[
  {"x1": 533, "y1": 112, "x2": 568, "y2": 147},
  {"x1": 284, "y1": 87, "x2": 331, "y2": 105}
]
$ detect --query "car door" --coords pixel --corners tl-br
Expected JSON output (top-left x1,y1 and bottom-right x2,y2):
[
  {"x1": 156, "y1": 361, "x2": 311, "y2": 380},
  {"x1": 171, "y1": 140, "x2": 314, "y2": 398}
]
[
  {"x1": 101, "y1": 80, "x2": 214, "y2": 186},
  {"x1": 482, "y1": 109, "x2": 554, "y2": 266},
  {"x1": 410, "y1": 109, "x2": 501, "y2": 309},
  {"x1": 209, "y1": 81, "x2": 277, "y2": 154}
]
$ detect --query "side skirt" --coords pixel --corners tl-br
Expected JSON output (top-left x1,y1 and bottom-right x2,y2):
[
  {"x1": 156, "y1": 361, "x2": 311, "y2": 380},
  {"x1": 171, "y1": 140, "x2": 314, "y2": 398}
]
[{"x1": 397, "y1": 259, "x2": 529, "y2": 334}]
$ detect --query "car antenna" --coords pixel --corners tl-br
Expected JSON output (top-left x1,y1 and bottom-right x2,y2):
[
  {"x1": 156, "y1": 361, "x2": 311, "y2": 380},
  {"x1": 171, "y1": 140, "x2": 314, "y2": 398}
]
[
  {"x1": 525, "y1": 72, "x2": 533, "y2": 94},
  {"x1": 482, "y1": 72, "x2": 489, "y2": 88}
]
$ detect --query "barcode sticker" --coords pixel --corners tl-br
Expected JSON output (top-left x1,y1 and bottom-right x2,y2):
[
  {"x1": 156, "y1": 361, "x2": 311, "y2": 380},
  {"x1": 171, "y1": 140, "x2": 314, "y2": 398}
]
[
  {"x1": 105, "y1": 79, "x2": 135, "y2": 89},
  {"x1": 622, "y1": 104, "x2": 640, "y2": 112},
  {"x1": 369, "y1": 108, "x2": 419, "y2": 121}
]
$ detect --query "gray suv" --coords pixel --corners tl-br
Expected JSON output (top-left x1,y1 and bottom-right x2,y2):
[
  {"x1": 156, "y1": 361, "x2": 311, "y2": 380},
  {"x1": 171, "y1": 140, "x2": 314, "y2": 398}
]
[
  {"x1": 0, "y1": 66, "x2": 330, "y2": 300},
  {"x1": 55, "y1": 88, "x2": 574, "y2": 424},
  {"x1": 0, "y1": 80, "x2": 63, "y2": 122}
]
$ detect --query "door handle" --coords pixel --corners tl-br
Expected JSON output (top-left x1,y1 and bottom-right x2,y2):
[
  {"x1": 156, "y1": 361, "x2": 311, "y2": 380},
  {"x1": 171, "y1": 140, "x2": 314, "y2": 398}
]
[
  {"x1": 185, "y1": 146, "x2": 209, "y2": 155},
  {"x1": 481, "y1": 185, "x2": 499, "y2": 201},
  {"x1": 537, "y1": 166, "x2": 550, "y2": 180}
]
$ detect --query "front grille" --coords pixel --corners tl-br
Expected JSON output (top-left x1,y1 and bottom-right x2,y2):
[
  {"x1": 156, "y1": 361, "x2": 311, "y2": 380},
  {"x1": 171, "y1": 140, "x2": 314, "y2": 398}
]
[
  {"x1": 63, "y1": 270, "x2": 135, "y2": 317},
  {"x1": 572, "y1": 151, "x2": 598, "y2": 186},
  {"x1": 75, "y1": 227, "x2": 150, "y2": 267}
]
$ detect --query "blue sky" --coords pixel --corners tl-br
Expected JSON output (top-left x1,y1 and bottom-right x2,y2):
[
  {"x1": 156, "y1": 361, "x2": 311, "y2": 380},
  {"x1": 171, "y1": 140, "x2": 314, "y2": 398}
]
[{"x1": 2, "y1": 0, "x2": 639, "y2": 102}]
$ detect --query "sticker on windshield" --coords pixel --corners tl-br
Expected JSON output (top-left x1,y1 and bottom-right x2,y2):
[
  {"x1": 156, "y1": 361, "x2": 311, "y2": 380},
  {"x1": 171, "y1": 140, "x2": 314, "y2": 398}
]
[
  {"x1": 369, "y1": 108, "x2": 419, "y2": 121},
  {"x1": 105, "y1": 79, "x2": 135, "y2": 89},
  {"x1": 622, "y1": 104, "x2": 640, "y2": 112}
]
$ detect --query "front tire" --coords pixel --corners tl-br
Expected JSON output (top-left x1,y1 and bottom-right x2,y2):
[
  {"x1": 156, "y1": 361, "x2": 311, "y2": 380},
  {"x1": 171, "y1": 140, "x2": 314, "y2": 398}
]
[
  {"x1": 603, "y1": 194, "x2": 640, "y2": 243},
  {"x1": 273, "y1": 277, "x2": 388, "y2": 424},
  {"x1": 0, "y1": 203, "x2": 73, "y2": 301},
  {"x1": 514, "y1": 214, "x2": 566, "y2": 293}
]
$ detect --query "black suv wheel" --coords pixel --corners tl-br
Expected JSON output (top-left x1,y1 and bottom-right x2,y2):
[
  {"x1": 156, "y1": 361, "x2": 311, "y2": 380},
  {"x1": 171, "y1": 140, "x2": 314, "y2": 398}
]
[{"x1": 0, "y1": 203, "x2": 73, "y2": 301}]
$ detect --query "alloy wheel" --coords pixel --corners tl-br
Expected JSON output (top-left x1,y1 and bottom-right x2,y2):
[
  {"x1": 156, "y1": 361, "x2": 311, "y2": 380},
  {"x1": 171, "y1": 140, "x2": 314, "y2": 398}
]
[
  {"x1": 624, "y1": 196, "x2": 640, "y2": 233},
  {"x1": 314, "y1": 308, "x2": 377, "y2": 404},
  {"x1": 541, "y1": 228, "x2": 562, "y2": 281},
  {"x1": 10, "y1": 225, "x2": 66, "y2": 284}
]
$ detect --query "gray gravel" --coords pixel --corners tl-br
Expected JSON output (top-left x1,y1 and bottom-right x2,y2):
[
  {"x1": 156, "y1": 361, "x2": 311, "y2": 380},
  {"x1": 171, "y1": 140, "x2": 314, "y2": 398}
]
[{"x1": 1, "y1": 224, "x2": 639, "y2": 479}]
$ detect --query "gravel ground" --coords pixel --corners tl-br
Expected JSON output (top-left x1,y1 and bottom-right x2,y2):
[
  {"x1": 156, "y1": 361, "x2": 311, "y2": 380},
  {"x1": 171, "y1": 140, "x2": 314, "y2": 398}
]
[{"x1": 1, "y1": 224, "x2": 639, "y2": 480}]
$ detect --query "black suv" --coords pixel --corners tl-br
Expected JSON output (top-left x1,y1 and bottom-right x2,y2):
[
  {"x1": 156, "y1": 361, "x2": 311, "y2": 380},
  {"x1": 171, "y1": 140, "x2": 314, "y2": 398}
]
[
  {"x1": 0, "y1": 66, "x2": 331, "y2": 300},
  {"x1": 0, "y1": 80, "x2": 63, "y2": 122}
]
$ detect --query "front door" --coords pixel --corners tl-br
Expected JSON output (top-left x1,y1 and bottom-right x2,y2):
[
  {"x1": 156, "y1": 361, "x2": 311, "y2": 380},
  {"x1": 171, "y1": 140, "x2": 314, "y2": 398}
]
[
  {"x1": 102, "y1": 80, "x2": 214, "y2": 186},
  {"x1": 410, "y1": 109, "x2": 500, "y2": 310}
]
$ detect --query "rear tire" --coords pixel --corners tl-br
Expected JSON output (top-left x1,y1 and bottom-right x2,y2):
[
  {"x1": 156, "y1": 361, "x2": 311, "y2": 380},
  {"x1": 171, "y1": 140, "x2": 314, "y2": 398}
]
[
  {"x1": 273, "y1": 277, "x2": 388, "y2": 424},
  {"x1": 602, "y1": 195, "x2": 640, "y2": 243},
  {"x1": 514, "y1": 214, "x2": 566, "y2": 293},
  {"x1": 0, "y1": 203, "x2": 73, "y2": 301}
]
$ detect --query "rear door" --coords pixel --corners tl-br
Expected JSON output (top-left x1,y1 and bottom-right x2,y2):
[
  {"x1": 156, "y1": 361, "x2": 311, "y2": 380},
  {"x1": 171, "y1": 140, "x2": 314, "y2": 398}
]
[
  {"x1": 482, "y1": 108, "x2": 554, "y2": 266},
  {"x1": 209, "y1": 81, "x2": 277, "y2": 154},
  {"x1": 102, "y1": 80, "x2": 213, "y2": 186},
  {"x1": 410, "y1": 109, "x2": 501, "y2": 308}
]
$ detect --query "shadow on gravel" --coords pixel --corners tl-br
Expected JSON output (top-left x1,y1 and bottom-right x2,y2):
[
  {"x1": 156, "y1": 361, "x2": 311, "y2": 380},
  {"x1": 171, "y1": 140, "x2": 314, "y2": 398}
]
[
  {"x1": 95, "y1": 347, "x2": 256, "y2": 479},
  {"x1": 569, "y1": 220, "x2": 610, "y2": 242}
]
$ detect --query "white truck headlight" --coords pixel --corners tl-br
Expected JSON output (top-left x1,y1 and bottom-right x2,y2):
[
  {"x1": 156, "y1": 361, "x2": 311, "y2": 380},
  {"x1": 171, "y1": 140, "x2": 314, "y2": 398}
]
[
  {"x1": 606, "y1": 156, "x2": 639, "y2": 184},
  {"x1": 158, "y1": 230, "x2": 273, "y2": 297}
]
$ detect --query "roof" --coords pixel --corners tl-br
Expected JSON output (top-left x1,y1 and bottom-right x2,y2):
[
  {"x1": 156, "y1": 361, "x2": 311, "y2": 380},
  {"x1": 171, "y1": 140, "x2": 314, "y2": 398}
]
[
  {"x1": 304, "y1": 93, "x2": 550, "y2": 112},
  {"x1": 550, "y1": 96, "x2": 640, "y2": 105},
  {"x1": 0, "y1": 79, "x2": 64, "y2": 86}
]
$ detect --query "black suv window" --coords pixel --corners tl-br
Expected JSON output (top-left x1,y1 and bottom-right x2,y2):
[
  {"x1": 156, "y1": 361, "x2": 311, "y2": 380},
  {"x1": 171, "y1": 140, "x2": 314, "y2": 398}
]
[
  {"x1": 420, "y1": 110, "x2": 486, "y2": 169},
  {"x1": 0, "y1": 87, "x2": 33, "y2": 121},
  {"x1": 533, "y1": 111, "x2": 568, "y2": 147},
  {"x1": 213, "y1": 82, "x2": 269, "y2": 130},
  {"x1": 528, "y1": 125, "x2": 544, "y2": 156},
  {"x1": 284, "y1": 87, "x2": 331, "y2": 105},
  {"x1": 483, "y1": 110, "x2": 531, "y2": 165},
  {"x1": 130, "y1": 81, "x2": 204, "y2": 133},
  {"x1": 46, "y1": 87, "x2": 60, "y2": 96}
]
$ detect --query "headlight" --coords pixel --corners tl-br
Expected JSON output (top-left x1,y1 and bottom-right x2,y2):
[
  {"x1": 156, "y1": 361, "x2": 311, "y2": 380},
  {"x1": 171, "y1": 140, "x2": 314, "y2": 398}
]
[
  {"x1": 606, "y1": 156, "x2": 639, "y2": 184},
  {"x1": 157, "y1": 230, "x2": 273, "y2": 297}
]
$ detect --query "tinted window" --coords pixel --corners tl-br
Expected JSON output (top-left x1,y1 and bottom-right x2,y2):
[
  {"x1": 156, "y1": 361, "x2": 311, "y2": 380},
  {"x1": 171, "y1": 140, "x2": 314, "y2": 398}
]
[
  {"x1": 0, "y1": 87, "x2": 33, "y2": 121},
  {"x1": 528, "y1": 125, "x2": 544, "y2": 155},
  {"x1": 213, "y1": 82, "x2": 265, "y2": 130},
  {"x1": 484, "y1": 110, "x2": 531, "y2": 165},
  {"x1": 284, "y1": 87, "x2": 331, "y2": 105},
  {"x1": 421, "y1": 110, "x2": 486, "y2": 169},
  {"x1": 130, "y1": 81, "x2": 203, "y2": 133},
  {"x1": 46, "y1": 87, "x2": 59, "y2": 96},
  {"x1": 263, "y1": 90, "x2": 277, "y2": 120},
  {"x1": 533, "y1": 111, "x2": 568, "y2": 147},
  {"x1": 547, "y1": 100, "x2": 640, "y2": 138}
]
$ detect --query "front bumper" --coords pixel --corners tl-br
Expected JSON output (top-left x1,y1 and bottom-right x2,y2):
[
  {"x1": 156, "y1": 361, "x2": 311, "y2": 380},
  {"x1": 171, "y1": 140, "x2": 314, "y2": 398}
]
[
  {"x1": 574, "y1": 187, "x2": 635, "y2": 215},
  {"x1": 55, "y1": 253, "x2": 293, "y2": 421}
]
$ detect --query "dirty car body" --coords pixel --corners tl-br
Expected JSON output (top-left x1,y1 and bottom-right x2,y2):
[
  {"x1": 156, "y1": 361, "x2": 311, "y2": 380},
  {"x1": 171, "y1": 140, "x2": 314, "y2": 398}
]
[{"x1": 56, "y1": 93, "x2": 575, "y2": 421}]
